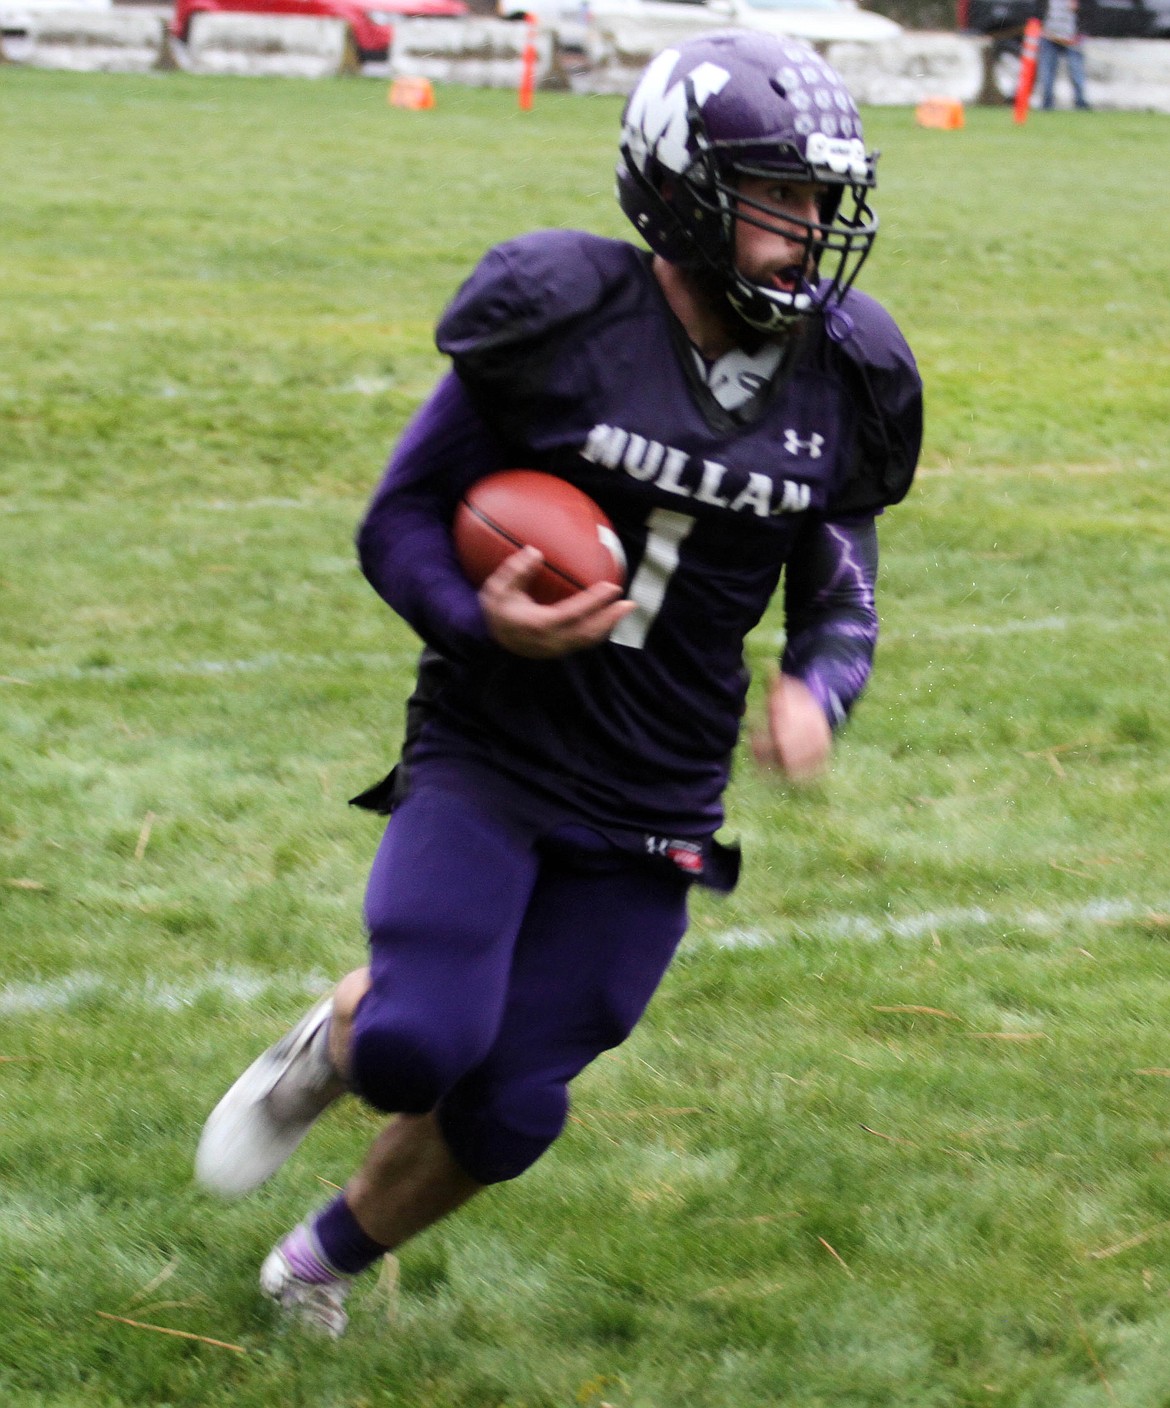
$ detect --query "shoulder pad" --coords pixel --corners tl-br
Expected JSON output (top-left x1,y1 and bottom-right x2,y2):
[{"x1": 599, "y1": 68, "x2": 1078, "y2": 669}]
[
  {"x1": 822, "y1": 289, "x2": 923, "y2": 515},
  {"x1": 437, "y1": 231, "x2": 641, "y2": 365}
]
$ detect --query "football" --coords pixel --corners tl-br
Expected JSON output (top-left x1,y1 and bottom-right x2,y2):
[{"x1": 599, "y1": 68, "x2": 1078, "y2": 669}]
[{"x1": 453, "y1": 469, "x2": 626, "y2": 605}]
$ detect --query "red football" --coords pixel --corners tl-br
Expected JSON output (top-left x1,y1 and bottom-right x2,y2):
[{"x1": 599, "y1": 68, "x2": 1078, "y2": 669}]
[{"x1": 453, "y1": 470, "x2": 626, "y2": 605}]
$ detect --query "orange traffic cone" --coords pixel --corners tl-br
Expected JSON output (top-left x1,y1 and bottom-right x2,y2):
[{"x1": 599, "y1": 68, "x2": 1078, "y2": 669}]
[
  {"x1": 518, "y1": 13, "x2": 537, "y2": 111},
  {"x1": 388, "y1": 75, "x2": 435, "y2": 110},
  {"x1": 1013, "y1": 17, "x2": 1042, "y2": 124},
  {"x1": 915, "y1": 97, "x2": 965, "y2": 129}
]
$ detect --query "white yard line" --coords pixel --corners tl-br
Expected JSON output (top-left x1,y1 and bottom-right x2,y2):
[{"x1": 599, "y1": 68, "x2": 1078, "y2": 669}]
[
  {"x1": 918, "y1": 462, "x2": 1138, "y2": 479},
  {"x1": 0, "y1": 967, "x2": 330, "y2": 1016},
  {"x1": 880, "y1": 615, "x2": 1072, "y2": 641},
  {"x1": 771, "y1": 613, "x2": 1168, "y2": 650},
  {"x1": 1, "y1": 650, "x2": 414, "y2": 685},
  {"x1": 4, "y1": 896, "x2": 1162, "y2": 1016},
  {"x1": 709, "y1": 895, "x2": 1162, "y2": 950},
  {"x1": 1, "y1": 497, "x2": 363, "y2": 516}
]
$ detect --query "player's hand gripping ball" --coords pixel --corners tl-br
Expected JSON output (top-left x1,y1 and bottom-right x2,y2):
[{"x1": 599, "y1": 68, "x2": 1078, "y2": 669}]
[{"x1": 454, "y1": 470, "x2": 626, "y2": 605}]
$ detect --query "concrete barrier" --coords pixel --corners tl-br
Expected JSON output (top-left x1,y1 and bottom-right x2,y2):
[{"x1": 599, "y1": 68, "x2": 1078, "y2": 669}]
[
  {"x1": 390, "y1": 16, "x2": 551, "y2": 89},
  {"x1": 13, "y1": 7, "x2": 170, "y2": 70},
  {"x1": 1081, "y1": 38, "x2": 1170, "y2": 111},
  {"x1": 181, "y1": 11, "x2": 358, "y2": 78},
  {"x1": 561, "y1": 12, "x2": 710, "y2": 94},
  {"x1": 6, "y1": 5, "x2": 1168, "y2": 108},
  {"x1": 977, "y1": 34, "x2": 1170, "y2": 108},
  {"x1": 567, "y1": 25, "x2": 1170, "y2": 107},
  {"x1": 0, "y1": 0, "x2": 111, "y2": 33},
  {"x1": 825, "y1": 31, "x2": 986, "y2": 105},
  {"x1": 563, "y1": 21, "x2": 990, "y2": 101}
]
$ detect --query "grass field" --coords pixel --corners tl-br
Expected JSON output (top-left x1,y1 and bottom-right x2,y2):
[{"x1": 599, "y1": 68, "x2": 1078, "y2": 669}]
[{"x1": 3, "y1": 65, "x2": 1170, "y2": 1407}]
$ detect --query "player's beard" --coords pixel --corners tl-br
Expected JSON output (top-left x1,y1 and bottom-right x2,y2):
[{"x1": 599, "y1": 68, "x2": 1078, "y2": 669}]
[{"x1": 686, "y1": 261, "x2": 793, "y2": 354}]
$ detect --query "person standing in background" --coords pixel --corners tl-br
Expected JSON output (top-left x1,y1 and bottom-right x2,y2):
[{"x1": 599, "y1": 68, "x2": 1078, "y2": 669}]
[{"x1": 1039, "y1": 0, "x2": 1091, "y2": 109}]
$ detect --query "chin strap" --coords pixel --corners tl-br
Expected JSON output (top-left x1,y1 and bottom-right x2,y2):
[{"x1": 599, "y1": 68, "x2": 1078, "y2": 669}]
[{"x1": 726, "y1": 274, "x2": 818, "y2": 334}]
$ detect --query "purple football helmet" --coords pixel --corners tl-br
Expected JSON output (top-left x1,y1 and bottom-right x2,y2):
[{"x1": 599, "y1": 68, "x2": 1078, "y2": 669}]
[{"x1": 617, "y1": 30, "x2": 878, "y2": 333}]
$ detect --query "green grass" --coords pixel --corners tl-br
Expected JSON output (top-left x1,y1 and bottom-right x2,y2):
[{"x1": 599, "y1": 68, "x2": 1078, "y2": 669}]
[{"x1": 3, "y1": 66, "x2": 1170, "y2": 1406}]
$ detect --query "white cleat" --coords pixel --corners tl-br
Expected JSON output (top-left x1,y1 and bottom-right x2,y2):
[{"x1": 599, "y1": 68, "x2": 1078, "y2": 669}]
[
  {"x1": 195, "y1": 995, "x2": 345, "y2": 1197},
  {"x1": 260, "y1": 1245, "x2": 350, "y2": 1339}
]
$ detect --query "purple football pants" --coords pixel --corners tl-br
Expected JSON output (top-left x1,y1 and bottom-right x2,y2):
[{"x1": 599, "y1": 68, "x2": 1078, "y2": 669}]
[{"x1": 350, "y1": 782, "x2": 690, "y2": 1184}]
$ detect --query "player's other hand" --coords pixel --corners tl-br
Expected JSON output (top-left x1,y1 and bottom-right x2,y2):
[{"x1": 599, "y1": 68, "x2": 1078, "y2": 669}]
[
  {"x1": 480, "y1": 546, "x2": 635, "y2": 659},
  {"x1": 753, "y1": 673, "x2": 832, "y2": 781}
]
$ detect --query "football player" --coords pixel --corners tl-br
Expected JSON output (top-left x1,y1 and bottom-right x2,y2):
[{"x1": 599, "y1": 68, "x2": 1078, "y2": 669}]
[{"x1": 195, "y1": 30, "x2": 922, "y2": 1338}]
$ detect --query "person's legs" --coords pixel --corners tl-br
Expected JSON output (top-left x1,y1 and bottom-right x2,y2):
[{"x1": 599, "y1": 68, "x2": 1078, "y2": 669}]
[
  {"x1": 271, "y1": 842, "x2": 690, "y2": 1335},
  {"x1": 196, "y1": 786, "x2": 538, "y2": 1197},
  {"x1": 198, "y1": 782, "x2": 544, "y2": 1331},
  {"x1": 1067, "y1": 45, "x2": 1090, "y2": 107},
  {"x1": 345, "y1": 1110, "x2": 483, "y2": 1245},
  {"x1": 328, "y1": 966, "x2": 372, "y2": 1077},
  {"x1": 1038, "y1": 37, "x2": 1058, "y2": 109},
  {"x1": 258, "y1": 785, "x2": 542, "y2": 1331},
  {"x1": 260, "y1": 1111, "x2": 480, "y2": 1338},
  {"x1": 341, "y1": 785, "x2": 539, "y2": 1114},
  {"x1": 437, "y1": 841, "x2": 691, "y2": 1186}
]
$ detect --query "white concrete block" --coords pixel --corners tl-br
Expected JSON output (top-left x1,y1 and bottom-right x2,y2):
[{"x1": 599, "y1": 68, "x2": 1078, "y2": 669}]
[
  {"x1": 183, "y1": 11, "x2": 358, "y2": 78},
  {"x1": 390, "y1": 16, "x2": 552, "y2": 88},
  {"x1": 16, "y1": 7, "x2": 169, "y2": 71},
  {"x1": 825, "y1": 32, "x2": 987, "y2": 105},
  {"x1": 1083, "y1": 38, "x2": 1170, "y2": 113}
]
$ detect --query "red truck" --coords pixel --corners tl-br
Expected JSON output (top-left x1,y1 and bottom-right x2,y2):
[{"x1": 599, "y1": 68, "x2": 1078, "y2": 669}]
[{"x1": 171, "y1": 0, "x2": 470, "y2": 61}]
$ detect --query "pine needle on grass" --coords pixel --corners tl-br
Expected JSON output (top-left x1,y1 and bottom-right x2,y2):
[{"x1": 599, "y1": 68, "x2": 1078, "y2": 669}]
[
  {"x1": 860, "y1": 1124, "x2": 917, "y2": 1147},
  {"x1": 125, "y1": 1258, "x2": 179, "y2": 1307},
  {"x1": 816, "y1": 1238, "x2": 854, "y2": 1278},
  {"x1": 380, "y1": 1254, "x2": 400, "y2": 1324},
  {"x1": 96, "y1": 1312, "x2": 246, "y2": 1354},
  {"x1": 964, "y1": 1033, "x2": 1047, "y2": 1042},
  {"x1": 872, "y1": 1005, "x2": 960, "y2": 1019},
  {"x1": 133, "y1": 811, "x2": 156, "y2": 862},
  {"x1": 583, "y1": 1106, "x2": 706, "y2": 1121},
  {"x1": 694, "y1": 1278, "x2": 786, "y2": 1301},
  {"x1": 1086, "y1": 1221, "x2": 1170, "y2": 1261},
  {"x1": 1073, "y1": 1311, "x2": 1117, "y2": 1403}
]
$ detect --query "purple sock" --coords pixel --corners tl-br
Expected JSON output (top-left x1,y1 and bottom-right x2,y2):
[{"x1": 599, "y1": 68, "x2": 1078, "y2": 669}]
[
  {"x1": 279, "y1": 1223, "x2": 341, "y2": 1285},
  {"x1": 309, "y1": 1195, "x2": 390, "y2": 1277}
]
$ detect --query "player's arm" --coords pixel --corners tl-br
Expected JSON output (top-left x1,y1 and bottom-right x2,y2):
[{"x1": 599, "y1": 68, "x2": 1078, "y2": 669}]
[
  {"x1": 357, "y1": 372, "x2": 631, "y2": 662},
  {"x1": 756, "y1": 515, "x2": 880, "y2": 780},
  {"x1": 357, "y1": 372, "x2": 505, "y2": 662}
]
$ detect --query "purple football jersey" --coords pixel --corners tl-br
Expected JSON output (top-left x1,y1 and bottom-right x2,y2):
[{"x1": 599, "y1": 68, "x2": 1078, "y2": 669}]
[{"x1": 356, "y1": 231, "x2": 921, "y2": 866}]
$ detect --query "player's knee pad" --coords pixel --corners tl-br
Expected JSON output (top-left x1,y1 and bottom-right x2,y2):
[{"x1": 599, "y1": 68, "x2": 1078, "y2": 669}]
[
  {"x1": 349, "y1": 1010, "x2": 493, "y2": 1116},
  {"x1": 438, "y1": 1073, "x2": 570, "y2": 1185}
]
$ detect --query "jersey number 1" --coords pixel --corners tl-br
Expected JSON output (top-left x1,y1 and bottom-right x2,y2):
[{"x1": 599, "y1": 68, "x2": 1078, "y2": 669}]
[{"x1": 610, "y1": 508, "x2": 695, "y2": 650}]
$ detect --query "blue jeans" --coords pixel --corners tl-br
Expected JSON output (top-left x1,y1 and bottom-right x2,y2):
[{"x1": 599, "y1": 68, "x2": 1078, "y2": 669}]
[{"x1": 1038, "y1": 37, "x2": 1090, "y2": 109}]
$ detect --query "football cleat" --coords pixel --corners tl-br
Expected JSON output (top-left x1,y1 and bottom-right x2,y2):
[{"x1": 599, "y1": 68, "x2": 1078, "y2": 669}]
[
  {"x1": 260, "y1": 1244, "x2": 351, "y2": 1339},
  {"x1": 195, "y1": 994, "x2": 346, "y2": 1197}
]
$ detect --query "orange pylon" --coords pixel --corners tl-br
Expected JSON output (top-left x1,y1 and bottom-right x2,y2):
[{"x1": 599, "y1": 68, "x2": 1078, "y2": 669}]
[
  {"x1": 518, "y1": 13, "x2": 537, "y2": 111},
  {"x1": 915, "y1": 97, "x2": 965, "y2": 129},
  {"x1": 388, "y1": 75, "x2": 435, "y2": 110},
  {"x1": 1013, "y1": 17, "x2": 1042, "y2": 124}
]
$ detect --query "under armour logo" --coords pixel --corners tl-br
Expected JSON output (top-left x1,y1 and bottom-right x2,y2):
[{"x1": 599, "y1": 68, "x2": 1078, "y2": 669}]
[{"x1": 783, "y1": 429, "x2": 825, "y2": 459}]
